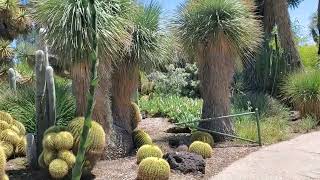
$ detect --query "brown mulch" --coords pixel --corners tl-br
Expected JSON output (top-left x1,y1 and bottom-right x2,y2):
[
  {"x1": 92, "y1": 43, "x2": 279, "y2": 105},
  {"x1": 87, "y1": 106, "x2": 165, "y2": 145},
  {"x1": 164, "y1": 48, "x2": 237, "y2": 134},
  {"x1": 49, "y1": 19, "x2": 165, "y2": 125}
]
[{"x1": 92, "y1": 118, "x2": 259, "y2": 180}]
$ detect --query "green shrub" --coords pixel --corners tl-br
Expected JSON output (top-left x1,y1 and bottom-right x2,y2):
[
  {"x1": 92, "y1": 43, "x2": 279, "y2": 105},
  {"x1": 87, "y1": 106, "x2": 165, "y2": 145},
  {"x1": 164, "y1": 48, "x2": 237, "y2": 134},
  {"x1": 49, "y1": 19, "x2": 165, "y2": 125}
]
[
  {"x1": 290, "y1": 116, "x2": 319, "y2": 133},
  {"x1": 137, "y1": 157, "x2": 170, "y2": 180},
  {"x1": 299, "y1": 45, "x2": 318, "y2": 68},
  {"x1": 282, "y1": 70, "x2": 320, "y2": 118},
  {"x1": 0, "y1": 81, "x2": 76, "y2": 133},
  {"x1": 139, "y1": 94, "x2": 202, "y2": 124}
]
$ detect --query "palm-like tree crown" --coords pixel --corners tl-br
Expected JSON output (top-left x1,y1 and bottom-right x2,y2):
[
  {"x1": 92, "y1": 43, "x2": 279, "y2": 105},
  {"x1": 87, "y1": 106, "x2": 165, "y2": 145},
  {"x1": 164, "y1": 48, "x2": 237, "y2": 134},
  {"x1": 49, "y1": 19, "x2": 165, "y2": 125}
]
[
  {"x1": 175, "y1": 0, "x2": 262, "y2": 58},
  {"x1": 32, "y1": 0, "x2": 132, "y2": 64}
]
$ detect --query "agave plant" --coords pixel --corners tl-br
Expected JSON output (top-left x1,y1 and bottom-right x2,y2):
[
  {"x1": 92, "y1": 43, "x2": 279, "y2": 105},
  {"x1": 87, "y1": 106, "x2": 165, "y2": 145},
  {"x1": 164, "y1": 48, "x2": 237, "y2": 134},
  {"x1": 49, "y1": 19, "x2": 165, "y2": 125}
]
[
  {"x1": 174, "y1": 0, "x2": 262, "y2": 141},
  {"x1": 0, "y1": 39, "x2": 13, "y2": 62},
  {"x1": 110, "y1": 1, "x2": 165, "y2": 154}
]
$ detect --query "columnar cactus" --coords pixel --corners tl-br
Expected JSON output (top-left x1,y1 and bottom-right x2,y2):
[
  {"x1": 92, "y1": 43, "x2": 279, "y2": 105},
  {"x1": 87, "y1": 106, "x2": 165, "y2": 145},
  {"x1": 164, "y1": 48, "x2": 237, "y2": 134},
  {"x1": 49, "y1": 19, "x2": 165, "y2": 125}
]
[
  {"x1": 45, "y1": 66, "x2": 56, "y2": 127},
  {"x1": 8, "y1": 68, "x2": 16, "y2": 92}
]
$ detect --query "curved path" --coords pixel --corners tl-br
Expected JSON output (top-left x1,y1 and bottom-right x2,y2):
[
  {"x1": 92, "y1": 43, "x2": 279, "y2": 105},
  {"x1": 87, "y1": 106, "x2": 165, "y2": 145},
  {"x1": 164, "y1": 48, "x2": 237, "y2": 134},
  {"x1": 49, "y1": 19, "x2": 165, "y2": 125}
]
[{"x1": 212, "y1": 131, "x2": 320, "y2": 180}]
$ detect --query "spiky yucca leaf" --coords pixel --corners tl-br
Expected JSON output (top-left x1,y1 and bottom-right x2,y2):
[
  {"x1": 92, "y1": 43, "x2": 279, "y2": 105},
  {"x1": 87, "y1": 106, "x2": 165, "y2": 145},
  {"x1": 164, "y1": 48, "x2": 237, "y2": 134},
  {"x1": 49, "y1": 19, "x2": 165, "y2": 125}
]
[
  {"x1": 0, "y1": 39, "x2": 13, "y2": 60},
  {"x1": 174, "y1": 0, "x2": 262, "y2": 59}
]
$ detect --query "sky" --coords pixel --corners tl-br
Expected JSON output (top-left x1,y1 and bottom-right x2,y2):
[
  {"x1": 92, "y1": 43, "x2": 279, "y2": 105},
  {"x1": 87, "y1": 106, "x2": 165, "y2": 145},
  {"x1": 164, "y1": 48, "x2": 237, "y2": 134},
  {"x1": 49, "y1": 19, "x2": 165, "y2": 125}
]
[{"x1": 138, "y1": 0, "x2": 318, "y2": 44}]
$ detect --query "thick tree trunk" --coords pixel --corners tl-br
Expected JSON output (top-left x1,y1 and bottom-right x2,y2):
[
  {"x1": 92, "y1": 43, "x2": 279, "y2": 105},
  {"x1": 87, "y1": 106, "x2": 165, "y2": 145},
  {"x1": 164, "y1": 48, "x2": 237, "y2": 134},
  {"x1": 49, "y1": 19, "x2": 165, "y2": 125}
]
[
  {"x1": 110, "y1": 61, "x2": 139, "y2": 157},
  {"x1": 71, "y1": 62, "x2": 90, "y2": 116},
  {"x1": 271, "y1": 0, "x2": 302, "y2": 70},
  {"x1": 197, "y1": 35, "x2": 235, "y2": 142}
]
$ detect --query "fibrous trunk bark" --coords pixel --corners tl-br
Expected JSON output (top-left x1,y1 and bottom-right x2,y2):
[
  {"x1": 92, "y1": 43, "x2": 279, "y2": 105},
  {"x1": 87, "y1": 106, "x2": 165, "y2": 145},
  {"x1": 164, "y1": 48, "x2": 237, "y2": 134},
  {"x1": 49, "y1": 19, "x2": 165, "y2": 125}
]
[
  {"x1": 110, "y1": 60, "x2": 139, "y2": 157},
  {"x1": 197, "y1": 35, "x2": 235, "y2": 142}
]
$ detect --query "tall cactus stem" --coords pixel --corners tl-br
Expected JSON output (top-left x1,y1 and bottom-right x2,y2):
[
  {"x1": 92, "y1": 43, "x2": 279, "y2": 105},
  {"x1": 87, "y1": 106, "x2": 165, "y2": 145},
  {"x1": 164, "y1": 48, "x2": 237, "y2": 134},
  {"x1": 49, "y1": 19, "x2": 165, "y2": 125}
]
[
  {"x1": 8, "y1": 68, "x2": 16, "y2": 91},
  {"x1": 45, "y1": 66, "x2": 56, "y2": 127}
]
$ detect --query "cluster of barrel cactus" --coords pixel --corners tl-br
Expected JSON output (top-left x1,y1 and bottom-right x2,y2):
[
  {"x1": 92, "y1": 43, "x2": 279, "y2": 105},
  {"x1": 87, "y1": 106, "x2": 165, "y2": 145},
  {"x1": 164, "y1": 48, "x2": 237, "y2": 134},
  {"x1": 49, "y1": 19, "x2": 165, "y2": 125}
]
[
  {"x1": 0, "y1": 147, "x2": 9, "y2": 180},
  {"x1": 133, "y1": 129, "x2": 152, "y2": 148},
  {"x1": 39, "y1": 117, "x2": 106, "y2": 178},
  {"x1": 0, "y1": 111, "x2": 26, "y2": 159},
  {"x1": 189, "y1": 141, "x2": 213, "y2": 159},
  {"x1": 190, "y1": 131, "x2": 214, "y2": 147},
  {"x1": 137, "y1": 157, "x2": 170, "y2": 180},
  {"x1": 38, "y1": 126, "x2": 76, "y2": 179}
]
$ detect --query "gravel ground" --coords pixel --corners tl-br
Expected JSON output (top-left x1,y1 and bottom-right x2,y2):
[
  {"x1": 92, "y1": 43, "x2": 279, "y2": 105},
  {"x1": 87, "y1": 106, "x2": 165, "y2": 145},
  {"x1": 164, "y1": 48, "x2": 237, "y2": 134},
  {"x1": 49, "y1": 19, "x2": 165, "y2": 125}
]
[{"x1": 92, "y1": 118, "x2": 259, "y2": 180}]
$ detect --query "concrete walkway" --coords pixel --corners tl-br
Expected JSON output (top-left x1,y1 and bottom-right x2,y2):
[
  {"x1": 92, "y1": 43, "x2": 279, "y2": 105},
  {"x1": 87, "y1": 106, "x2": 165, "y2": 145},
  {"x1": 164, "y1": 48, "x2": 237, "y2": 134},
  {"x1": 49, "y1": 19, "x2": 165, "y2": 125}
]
[{"x1": 212, "y1": 131, "x2": 320, "y2": 180}]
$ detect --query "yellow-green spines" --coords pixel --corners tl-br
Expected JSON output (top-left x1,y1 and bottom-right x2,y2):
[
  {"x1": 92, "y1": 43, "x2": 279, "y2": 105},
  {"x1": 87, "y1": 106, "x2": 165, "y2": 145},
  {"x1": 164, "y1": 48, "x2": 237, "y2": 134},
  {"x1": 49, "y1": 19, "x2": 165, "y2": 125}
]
[
  {"x1": 9, "y1": 125, "x2": 20, "y2": 135},
  {"x1": 190, "y1": 131, "x2": 214, "y2": 147},
  {"x1": 0, "y1": 129, "x2": 20, "y2": 146},
  {"x1": 0, "y1": 112, "x2": 13, "y2": 124},
  {"x1": 54, "y1": 131, "x2": 74, "y2": 150},
  {"x1": 189, "y1": 141, "x2": 213, "y2": 159},
  {"x1": 43, "y1": 149, "x2": 57, "y2": 166},
  {"x1": 67, "y1": 117, "x2": 106, "y2": 152},
  {"x1": 0, "y1": 174, "x2": 8, "y2": 180},
  {"x1": 0, "y1": 121, "x2": 9, "y2": 131},
  {"x1": 0, "y1": 141, "x2": 13, "y2": 158},
  {"x1": 49, "y1": 159, "x2": 69, "y2": 179},
  {"x1": 133, "y1": 130, "x2": 152, "y2": 148},
  {"x1": 38, "y1": 152, "x2": 46, "y2": 168},
  {"x1": 12, "y1": 120, "x2": 26, "y2": 135},
  {"x1": 137, "y1": 145, "x2": 163, "y2": 164},
  {"x1": 44, "y1": 126, "x2": 67, "y2": 136},
  {"x1": 15, "y1": 136, "x2": 27, "y2": 156},
  {"x1": 137, "y1": 157, "x2": 170, "y2": 180},
  {"x1": 43, "y1": 133, "x2": 56, "y2": 150},
  {"x1": 57, "y1": 150, "x2": 75, "y2": 169},
  {"x1": 0, "y1": 147, "x2": 6, "y2": 176},
  {"x1": 131, "y1": 102, "x2": 142, "y2": 129}
]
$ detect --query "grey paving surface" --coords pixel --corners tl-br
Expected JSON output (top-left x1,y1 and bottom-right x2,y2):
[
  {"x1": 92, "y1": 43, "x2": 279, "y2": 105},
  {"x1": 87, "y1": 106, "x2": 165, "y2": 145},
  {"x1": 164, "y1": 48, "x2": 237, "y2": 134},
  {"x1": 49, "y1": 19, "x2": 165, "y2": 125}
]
[{"x1": 212, "y1": 131, "x2": 320, "y2": 180}]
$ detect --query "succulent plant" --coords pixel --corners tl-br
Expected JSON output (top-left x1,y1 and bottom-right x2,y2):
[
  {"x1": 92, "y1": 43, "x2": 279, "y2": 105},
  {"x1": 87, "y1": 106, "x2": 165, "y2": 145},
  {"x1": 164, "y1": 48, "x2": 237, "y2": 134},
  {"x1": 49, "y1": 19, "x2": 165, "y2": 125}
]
[
  {"x1": 9, "y1": 125, "x2": 20, "y2": 135},
  {"x1": 58, "y1": 150, "x2": 76, "y2": 169},
  {"x1": 0, "y1": 147, "x2": 6, "y2": 175},
  {"x1": 136, "y1": 144, "x2": 163, "y2": 164},
  {"x1": 0, "y1": 112, "x2": 13, "y2": 125},
  {"x1": 137, "y1": 157, "x2": 170, "y2": 180},
  {"x1": 131, "y1": 102, "x2": 142, "y2": 129},
  {"x1": 0, "y1": 174, "x2": 9, "y2": 180},
  {"x1": 189, "y1": 141, "x2": 213, "y2": 159},
  {"x1": 43, "y1": 133, "x2": 57, "y2": 150},
  {"x1": 190, "y1": 131, "x2": 214, "y2": 147},
  {"x1": 0, "y1": 129, "x2": 20, "y2": 146},
  {"x1": 12, "y1": 120, "x2": 26, "y2": 136},
  {"x1": 133, "y1": 130, "x2": 152, "y2": 149},
  {"x1": 67, "y1": 117, "x2": 106, "y2": 152},
  {"x1": 0, "y1": 141, "x2": 13, "y2": 159},
  {"x1": 38, "y1": 152, "x2": 46, "y2": 168},
  {"x1": 44, "y1": 126, "x2": 67, "y2": 136},
  {"x1": 54, "y1": 131, "x2": 74, "y2": 150},
  {"x1": 15, "y1": 136, "x2": 27, "y2": 156},
  {"x1": 49, "y1": 159, "x2": 69, "y2": 179},
  {"x1": 43, "y1": 149, "x2": 57, "y2": 166},
  {"x1": 0, "y1": 121, "x2": 9, "y2": 131}
]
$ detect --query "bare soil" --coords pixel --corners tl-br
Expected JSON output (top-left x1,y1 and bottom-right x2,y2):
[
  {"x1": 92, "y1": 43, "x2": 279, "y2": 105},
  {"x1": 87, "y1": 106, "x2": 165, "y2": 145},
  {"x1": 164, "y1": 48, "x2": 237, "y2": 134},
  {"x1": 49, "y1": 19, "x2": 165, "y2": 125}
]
[{"x1": 7, "y1": 118, "x2": 259, "y2": 180}]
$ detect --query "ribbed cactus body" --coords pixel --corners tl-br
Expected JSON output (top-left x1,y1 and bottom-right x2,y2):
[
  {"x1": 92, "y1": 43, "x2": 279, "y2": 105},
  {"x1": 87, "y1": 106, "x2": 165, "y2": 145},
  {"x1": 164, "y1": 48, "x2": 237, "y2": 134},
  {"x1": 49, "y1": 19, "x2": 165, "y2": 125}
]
[
  {"x1": 9, "y1": 125, "x2": 20, "y2": 135},
  {"x1": 49, "y1": 159, "x2": 69, "y2": 179},
  {"x1": 189, "y1": 141, "x2": 213, "y2": 159},
  {"x1": 0, "y1": 112, "x2": 13, "y2": 124},
  {"x1": 15, "y1": 136, "x2": 27, "y2": 156},
  {"x1": 45, "y1": 66, "x2": 56, "y2": 126},
  {"x1": 54, "y1": 131, "x2": 74, "y2": 151},
  {"x1": 0, "y1": 121, "x2": 9, "y2": 131},
  {"x1": 0, "y1": 141, "x2": 13, "y2": 158},
  {"x1": 131, "y1": 102, "x2": 142, "y2": 129},
  {"x1": 43, "y1": 149, "x2": 57, "y2": 166},
  {"x1": 137, "y1": 157, "x2": 170, "y2": 180},
  {"x1": 13, "y1": 121, "x2": 26, "y2": 136},
  {"x1": 43, "y1": 133, "x2": 56, "y2": 150},
  {"x1": 8, "y1": 68, "x2": 16, "y2": 92},
  {"x1": 190, "y1": 131, "x2": 214, "y2": 147},
  {"x1": 136, "y1": 145, "x2": 163, "y2": 164},
  {"x1": 0, "y1": 147, "x2": 6, "y2": 176},
  {"x1": 38, "y1": 152, "x2": 46, "y2": 168},
  {"x1": 133, "y1": 130, "x2": 152, "y2": 148},
  {"x1": 44, "y1": 126, "x2": 67, "y2": 136},
  {"x1": 0, "y1": 129, "x2": 20, "y2": 146},
  {"x1": 58, "y1": 150, "x2": 76, "y2": 169}
]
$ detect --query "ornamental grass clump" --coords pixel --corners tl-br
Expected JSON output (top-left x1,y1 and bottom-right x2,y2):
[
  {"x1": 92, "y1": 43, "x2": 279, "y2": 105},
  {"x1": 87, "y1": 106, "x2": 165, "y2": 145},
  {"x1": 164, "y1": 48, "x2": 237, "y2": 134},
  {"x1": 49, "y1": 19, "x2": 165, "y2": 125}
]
[{"x1": 282, "y1": 70, "x2": 320, "y2": 119}]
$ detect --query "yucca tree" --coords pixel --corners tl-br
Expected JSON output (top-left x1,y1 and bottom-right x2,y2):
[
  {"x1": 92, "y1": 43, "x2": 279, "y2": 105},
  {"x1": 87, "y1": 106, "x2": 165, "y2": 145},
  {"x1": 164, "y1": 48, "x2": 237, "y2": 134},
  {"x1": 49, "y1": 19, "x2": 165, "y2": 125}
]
[
  {"x1": 110, "y1": 2, "x2": 164, "y2": 154},
  {"x1": 175, "y1": 0, "x2": 262, "y2": 141},
  {"x1": 256, "y1": 0, "x2": 303, "y2": 70},
  {"x1": 33, "y1": 0, "x2": 131, "y2": 174},
  {"x1": 0, "y1": 0, "x2": 30, "y2": 40}
]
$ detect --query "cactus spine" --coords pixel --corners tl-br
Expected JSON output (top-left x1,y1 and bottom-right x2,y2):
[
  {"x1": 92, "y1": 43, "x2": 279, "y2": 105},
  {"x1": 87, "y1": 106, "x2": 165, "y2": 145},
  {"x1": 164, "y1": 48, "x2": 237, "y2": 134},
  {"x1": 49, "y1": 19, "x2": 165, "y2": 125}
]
[{"x1": 8, "y1": 68, "x2": 16, "y2": 92}]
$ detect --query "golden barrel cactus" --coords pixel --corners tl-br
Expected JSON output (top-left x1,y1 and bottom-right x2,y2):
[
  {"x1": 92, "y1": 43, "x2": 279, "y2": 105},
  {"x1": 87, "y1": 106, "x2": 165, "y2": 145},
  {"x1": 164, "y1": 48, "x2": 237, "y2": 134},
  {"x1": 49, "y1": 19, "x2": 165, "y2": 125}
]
[
  {"x1": 136, "y1": 144, "x2": 163, "y2": 164},
  {"x1": 190, "y1": 131, "x2": 214, "y2": 147},
  {"x1": 49, "y1": 159, "x2": 69, "y2": 179},
  {"x1": 137, "y1": 157, "x2": 170, "y2": 180},
  {"x1": 133, "y1": 130, "x2": 152, "y2": 149},
  {"x1": 189, "y1": 141, "x2": 213, "y2": 159}
]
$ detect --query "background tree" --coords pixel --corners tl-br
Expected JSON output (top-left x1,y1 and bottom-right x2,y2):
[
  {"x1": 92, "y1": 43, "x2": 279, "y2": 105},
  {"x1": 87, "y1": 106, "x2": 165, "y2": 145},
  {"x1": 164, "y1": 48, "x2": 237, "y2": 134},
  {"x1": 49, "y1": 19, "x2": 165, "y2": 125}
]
[
  {"x1": 175, "y1": 0, "x2": 262, "y2": 141},
  {"x1": 110, "y1": 2, "x2": 165, "y2": 154},
  {"x1": 33, "y1": 0, "x2": 131, "y2": 158}
]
